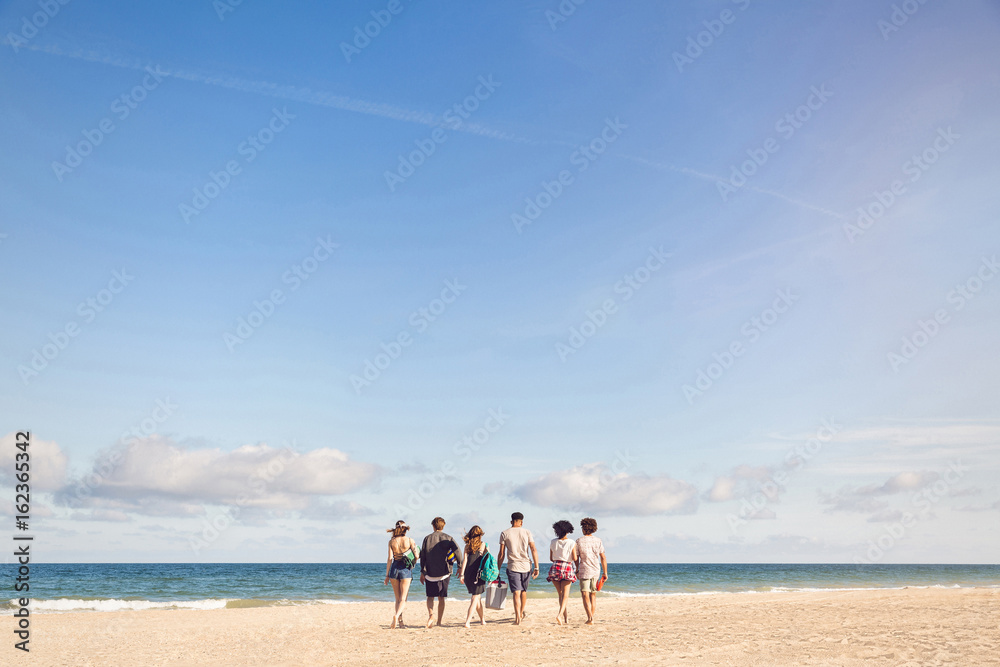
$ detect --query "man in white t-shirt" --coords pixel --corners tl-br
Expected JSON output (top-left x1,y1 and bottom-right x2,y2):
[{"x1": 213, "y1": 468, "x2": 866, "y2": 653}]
[
  {"x1": 497, "y1": 511, "x2": 539, "y2": 625},
  {"x1": 575, "y1": 517, "x2": 608, "y2": 624}
]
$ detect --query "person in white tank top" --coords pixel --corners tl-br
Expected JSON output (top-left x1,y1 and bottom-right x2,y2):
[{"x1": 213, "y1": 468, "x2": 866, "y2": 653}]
[{"x1": 546, "y1": 520, "x2": 578, "y2": 625}]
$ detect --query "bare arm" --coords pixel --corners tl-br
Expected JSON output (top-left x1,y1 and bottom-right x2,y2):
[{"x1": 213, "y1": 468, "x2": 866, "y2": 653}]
[
  {"x1": 600, "y1": 552, "x2": 608, "y2": 578},
  {"x1": 497, "y1": 541, "x2": 506, "y2": 570},
  {"x1": 459, "y1": 548, "x2": 468, "y2": 582},
  {"x1": 384, "y1": 544, "x2": 392, "y2": 583},
  {"x1": 530, "y1": 541, "x2": 540, "y2": 577}
]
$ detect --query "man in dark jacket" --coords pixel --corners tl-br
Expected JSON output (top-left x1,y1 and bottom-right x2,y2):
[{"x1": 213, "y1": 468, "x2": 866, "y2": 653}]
[{"x1": 420, "y1": 516, "x2": 460, "y2": 627}]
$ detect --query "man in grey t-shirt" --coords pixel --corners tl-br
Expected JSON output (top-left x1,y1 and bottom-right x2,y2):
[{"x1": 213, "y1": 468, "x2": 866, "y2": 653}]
[{"x1": 497, "y1": 511, "x2": 539, "y2": 625}]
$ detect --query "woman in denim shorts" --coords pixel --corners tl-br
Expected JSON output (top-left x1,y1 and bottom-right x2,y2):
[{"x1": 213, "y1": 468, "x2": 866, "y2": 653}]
[{"x1": 384, "y1": 520, "x2": 419, "y2": 628}]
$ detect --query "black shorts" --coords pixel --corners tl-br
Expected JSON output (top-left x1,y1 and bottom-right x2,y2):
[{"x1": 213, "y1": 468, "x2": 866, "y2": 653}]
[{"x1": 425, "y1": 578, "x2": 449, "y2": 598}]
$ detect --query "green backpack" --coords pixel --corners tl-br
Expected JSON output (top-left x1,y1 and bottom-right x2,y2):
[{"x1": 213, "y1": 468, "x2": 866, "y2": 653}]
[{"x1": 478, "y1": 543, "x2": 499, "y2": 583}]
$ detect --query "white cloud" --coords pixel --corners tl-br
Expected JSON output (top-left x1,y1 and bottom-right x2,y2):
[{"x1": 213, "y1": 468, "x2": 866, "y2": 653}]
[
  {"x1": 881, "y1": 471, "x2": 938, "y2": 493},
  {"x1": 705, "y1": 476, "x2": 737, "y2": 502},
  {"x1": 820, "y1": 470, "x2": 940, "y2": 517},
  {"x1": 867, "y1": 509, "x2": 905, "y2": 523},
  {"x1": 71, "y1": 509, "x2": 131, "y2": 522},
  {"x1": 0, "y1": 432, "x2": 68, "y2": 491},
  {"x1": 819, "y1": 492, "x2": 890, "y2": 514},
  {"x1": 955, "y1": 500, "x2": 1000, "y2": 513},
  {"x1": 59, "y1": 437, "x2": 379, "y2": 516},
  {"x1": 298, "y1": 500, "x2": 376, "y2": 521},
  {"x1": 705, "y1": 465, "x2": 774, "y2": 502},
  {"x1": 513, "y1": 463, "x2": 698, "y2": 516}
]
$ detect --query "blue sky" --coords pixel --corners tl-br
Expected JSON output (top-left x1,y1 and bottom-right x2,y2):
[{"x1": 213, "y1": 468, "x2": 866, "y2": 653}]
[{"x1": 1, "y1": 0, "x2": 998, "y2": 563}]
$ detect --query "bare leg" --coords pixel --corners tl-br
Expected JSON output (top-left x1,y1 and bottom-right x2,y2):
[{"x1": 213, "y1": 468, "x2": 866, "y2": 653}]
[
  {"x1": 395, "y1": 577, "x2": 411, "y2": 627},
  {"x1": 554, "y1": 580, "x2": 563, "y2": 625},
  {"x1": 560, "y1": 582, "x2": 572, "y2": 623},
  {"x1": 464, "y1": 594, "x2": 481, "y2": 628},
  {"x1": 581, "y1": 590, "x2": 594, "y2": 624},
  {"x1": 390, "y1": 579, "x2": 401, "y2": 628},
  {"x1": 426, "y1": 597, "x2": 435, "y2": 628},
  {"x1": 437, "y1": 597, "x2": 446, "y2": 626},
  {"x1": 477, "y1": 597, "x2": 485, "y2": 625},
  {"x1": 512, "y1": 590, "x2": 522, "y2": 625}
]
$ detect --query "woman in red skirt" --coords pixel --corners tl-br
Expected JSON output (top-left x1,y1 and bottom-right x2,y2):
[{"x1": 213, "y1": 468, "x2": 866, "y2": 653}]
[{"x1": 546, "y1": 519, "x2": 578, "y2": 625}]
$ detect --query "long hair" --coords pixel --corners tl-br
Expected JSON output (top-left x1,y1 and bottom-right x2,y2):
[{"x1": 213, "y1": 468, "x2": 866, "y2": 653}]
[
  {"x1": 387, "y1": 520, "x2": 409, "y2": 538},
  {"x1": 464, "y1": 525, "x2": 484, "y2": 554}
]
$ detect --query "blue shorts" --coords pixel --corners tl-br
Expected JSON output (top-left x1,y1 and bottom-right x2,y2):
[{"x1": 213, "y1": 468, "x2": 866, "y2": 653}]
[
  {"x1": 388, "y1": 560, "x2": 412, "y2": 580},
  {"x1": 507, "y1": 568, "x2": 531, "y2": 591}
]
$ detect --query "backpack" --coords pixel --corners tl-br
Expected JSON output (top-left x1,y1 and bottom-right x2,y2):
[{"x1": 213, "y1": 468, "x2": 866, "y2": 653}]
[{"x1": 478, "y1": 543, "x2": 499, "y2": 583}]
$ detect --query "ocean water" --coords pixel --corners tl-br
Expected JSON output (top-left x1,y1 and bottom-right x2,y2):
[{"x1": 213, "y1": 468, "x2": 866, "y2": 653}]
[{"x1": 3, "y1": 563, "x2": 997, "y2": 613}]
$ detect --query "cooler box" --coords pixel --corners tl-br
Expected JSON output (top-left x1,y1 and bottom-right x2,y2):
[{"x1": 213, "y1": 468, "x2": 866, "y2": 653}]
[{"x1": 485, "y1": 580, "x2": 507, "y2": 610}]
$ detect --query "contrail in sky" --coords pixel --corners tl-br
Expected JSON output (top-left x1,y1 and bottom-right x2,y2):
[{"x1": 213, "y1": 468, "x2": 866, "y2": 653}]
[{"x1": 11, "y1": 39, "x2": 845, "y2": 220}]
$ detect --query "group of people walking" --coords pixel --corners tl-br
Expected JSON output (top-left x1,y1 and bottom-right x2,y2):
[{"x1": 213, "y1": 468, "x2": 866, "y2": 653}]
[{"x1": 384, "y1": 512, "x2": 609, "y2": 629}]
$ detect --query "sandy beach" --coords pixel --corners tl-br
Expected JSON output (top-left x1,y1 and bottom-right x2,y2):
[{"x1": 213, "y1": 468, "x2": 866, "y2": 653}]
[{"x1": 18, "y1": 587, "x2": 998, "y2": 666}]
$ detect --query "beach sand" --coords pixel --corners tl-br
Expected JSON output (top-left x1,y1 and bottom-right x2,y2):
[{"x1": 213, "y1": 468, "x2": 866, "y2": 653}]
[{"x1": 20, "y1": 587, "x2": 999, "y2": 665}]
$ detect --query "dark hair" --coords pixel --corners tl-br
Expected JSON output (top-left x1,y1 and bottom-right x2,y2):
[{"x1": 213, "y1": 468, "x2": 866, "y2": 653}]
[
  {"x1": 464, "y1": 525, "x2": 484, "y2": 554},
  {"x1": 581, "y1": 517, "x2": 598, "y2": 535},
  {"x1": 511, "y1": 512, "x2": 524, "y2": 522},
  {"x1": 432, "y1": 517, "x2": 445, "y2": 530},
  {"x1": 552, "y1": 520, "x2": 574, "y2": 538}
]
